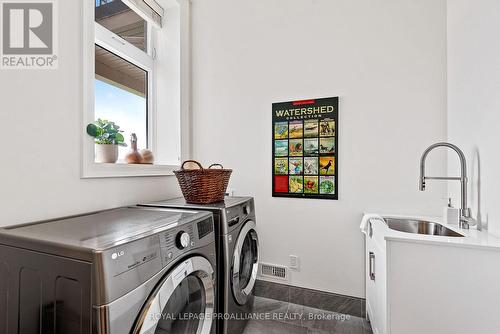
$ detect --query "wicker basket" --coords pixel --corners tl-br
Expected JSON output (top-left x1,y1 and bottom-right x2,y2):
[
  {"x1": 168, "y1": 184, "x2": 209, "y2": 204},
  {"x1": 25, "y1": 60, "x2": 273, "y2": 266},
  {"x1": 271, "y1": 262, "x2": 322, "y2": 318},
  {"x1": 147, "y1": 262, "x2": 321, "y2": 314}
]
[{"x1": 174, "y1": 160, "x2": 232, "y2": 204}]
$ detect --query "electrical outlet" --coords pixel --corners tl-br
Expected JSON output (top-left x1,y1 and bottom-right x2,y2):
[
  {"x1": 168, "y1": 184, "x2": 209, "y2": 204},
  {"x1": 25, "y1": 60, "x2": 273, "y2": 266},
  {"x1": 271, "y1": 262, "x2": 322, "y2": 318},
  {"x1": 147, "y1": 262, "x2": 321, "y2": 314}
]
[{"x1": 289, "y1": 255, "x2": 299, "y2": 271}]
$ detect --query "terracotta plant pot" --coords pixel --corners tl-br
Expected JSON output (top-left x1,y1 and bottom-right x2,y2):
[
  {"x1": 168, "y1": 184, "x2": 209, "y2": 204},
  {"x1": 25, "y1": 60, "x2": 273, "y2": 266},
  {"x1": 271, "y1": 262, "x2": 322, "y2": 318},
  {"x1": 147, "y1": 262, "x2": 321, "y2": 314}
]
[{"x1": 95, "y1": 144, "x2": 119, "y2": 163}]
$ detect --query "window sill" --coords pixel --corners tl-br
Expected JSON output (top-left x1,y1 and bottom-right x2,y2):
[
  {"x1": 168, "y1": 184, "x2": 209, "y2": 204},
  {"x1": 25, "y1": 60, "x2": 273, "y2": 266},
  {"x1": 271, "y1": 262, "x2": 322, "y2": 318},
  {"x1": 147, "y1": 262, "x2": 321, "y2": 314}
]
[{"x1": 81, "y1": 162, "x2": 179, "y2": 178}]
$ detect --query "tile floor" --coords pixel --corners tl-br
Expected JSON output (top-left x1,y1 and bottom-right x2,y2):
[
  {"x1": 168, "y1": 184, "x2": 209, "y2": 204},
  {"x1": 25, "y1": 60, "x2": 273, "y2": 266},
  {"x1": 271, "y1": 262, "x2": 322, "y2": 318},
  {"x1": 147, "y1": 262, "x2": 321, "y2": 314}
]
[
  {"x1": 243, "y1": 296, "x2": 373, "y2": 334},
  {"x1": 254, "y1": 280, "x2": 365, "y2": 318}
]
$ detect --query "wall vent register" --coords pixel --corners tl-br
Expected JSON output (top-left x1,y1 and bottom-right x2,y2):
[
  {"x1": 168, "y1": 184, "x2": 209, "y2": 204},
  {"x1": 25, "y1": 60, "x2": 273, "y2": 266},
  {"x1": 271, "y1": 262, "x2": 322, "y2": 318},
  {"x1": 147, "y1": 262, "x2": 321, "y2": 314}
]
[{"x1": 260, "y1": 263, "x2": 288, "y2": 280}]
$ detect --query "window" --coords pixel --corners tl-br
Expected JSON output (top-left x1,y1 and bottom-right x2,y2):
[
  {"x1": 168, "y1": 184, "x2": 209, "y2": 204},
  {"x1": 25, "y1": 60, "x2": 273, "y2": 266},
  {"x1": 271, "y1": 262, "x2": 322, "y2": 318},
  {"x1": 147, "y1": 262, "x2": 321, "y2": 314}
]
[
  {"x1": 95, "y1": 0, "x2": 148, "y2": 52},
  {"x1": 81, "y1": 0, "x2": 191, "y2": 178},
  {"x1": 94, "y1": 45, "x2": 148, "y2": 162},
  {"x1": 83, "y1": 0, "x2": 190, "y2": 178},
  {"x1": 94, "y1": 0, "x2": 154, "y2": 162}
]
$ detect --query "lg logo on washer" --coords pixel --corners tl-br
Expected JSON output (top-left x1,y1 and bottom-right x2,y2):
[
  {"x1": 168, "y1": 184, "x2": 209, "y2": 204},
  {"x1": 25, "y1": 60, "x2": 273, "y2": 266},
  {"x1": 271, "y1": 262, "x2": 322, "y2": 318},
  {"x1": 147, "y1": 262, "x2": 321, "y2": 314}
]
[
  {"x1": 0, "y1": 0, "x2": 58, "y2": 69},
  {"x1": 111, "y1": 251, "x2": 125, "y2": 260}
]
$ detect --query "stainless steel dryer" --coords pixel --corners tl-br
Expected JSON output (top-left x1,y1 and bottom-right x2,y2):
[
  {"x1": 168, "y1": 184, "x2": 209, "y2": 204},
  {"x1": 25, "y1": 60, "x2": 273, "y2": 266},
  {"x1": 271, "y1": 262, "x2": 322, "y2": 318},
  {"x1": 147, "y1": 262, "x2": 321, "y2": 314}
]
[
  {"x1": 139, "y1": 197, "x2": 259, "y2": 334},
  {"x1": 0, "y1": 206, "x2": 217, "y2": 334}
]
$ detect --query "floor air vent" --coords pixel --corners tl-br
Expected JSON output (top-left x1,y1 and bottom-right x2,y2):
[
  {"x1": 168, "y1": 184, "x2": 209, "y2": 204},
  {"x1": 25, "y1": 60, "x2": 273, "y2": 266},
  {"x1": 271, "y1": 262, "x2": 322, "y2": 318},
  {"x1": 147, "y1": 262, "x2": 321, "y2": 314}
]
[{"x1": 259, "y1": 263, "x2": 288, "y2": 281}]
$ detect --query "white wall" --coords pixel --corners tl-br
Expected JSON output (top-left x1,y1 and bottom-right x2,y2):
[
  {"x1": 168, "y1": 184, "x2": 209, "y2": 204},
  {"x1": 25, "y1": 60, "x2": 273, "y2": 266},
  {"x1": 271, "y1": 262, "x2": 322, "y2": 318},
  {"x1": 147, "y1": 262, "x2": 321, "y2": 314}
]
[
  {"x1": 0, "y1": 0, "x2": 180, "y2": 226},
  {"x1": 191, "y1": 0, "x2": 448, "y2": 297},
  {"x1": 447, "y1": 0, "x2": 500, "y2": 235}
]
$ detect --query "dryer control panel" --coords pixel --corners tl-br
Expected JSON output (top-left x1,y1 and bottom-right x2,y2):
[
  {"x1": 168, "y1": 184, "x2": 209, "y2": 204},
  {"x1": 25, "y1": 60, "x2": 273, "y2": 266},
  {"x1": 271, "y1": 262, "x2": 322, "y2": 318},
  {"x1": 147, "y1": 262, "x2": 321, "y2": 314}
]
[{"x1": 223, "y1": 198, "x2": 255, "y2": 234}]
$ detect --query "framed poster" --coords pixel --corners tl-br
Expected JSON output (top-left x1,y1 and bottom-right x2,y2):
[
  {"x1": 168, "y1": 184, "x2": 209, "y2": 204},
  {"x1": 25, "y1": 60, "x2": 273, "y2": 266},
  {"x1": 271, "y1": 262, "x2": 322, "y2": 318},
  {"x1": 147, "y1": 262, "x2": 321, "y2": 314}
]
[{"x1": 272, "y1": 97, "x2": 338, "y2": 200}]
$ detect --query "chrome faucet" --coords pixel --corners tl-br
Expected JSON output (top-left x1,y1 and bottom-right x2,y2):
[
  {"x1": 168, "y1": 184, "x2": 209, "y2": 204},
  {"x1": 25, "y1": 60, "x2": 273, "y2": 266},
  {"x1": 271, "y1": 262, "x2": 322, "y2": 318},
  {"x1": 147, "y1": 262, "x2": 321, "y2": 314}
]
[{"x1": 419, "y1": 142, "x2": 476, "y2": 229}]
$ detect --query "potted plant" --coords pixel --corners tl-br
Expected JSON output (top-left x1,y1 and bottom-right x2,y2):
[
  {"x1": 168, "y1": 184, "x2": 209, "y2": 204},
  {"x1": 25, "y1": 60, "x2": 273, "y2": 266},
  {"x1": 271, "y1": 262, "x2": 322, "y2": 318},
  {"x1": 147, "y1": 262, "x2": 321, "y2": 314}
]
[{"x1": 86, "y1": 119, "x2": 127, "y2": 163}]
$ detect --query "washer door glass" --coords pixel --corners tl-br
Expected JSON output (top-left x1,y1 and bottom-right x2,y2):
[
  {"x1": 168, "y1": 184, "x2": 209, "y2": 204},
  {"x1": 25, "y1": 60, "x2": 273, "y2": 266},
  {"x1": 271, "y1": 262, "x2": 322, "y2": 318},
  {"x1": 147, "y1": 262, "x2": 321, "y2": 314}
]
[
  {"x1": 156, "y1": 275, "x2": 204, "y2": 333},
  {"x1": 232, "y1": 221, "x2": 259, "y2": 305},
  {"x1": 133, "y1": 257, "x2": 215, "y2": 334}
]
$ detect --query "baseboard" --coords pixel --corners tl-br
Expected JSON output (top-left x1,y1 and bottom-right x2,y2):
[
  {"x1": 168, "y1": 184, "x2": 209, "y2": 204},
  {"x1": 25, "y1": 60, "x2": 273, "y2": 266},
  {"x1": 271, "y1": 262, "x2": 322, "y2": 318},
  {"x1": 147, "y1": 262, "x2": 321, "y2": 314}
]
[{"x1": 254, "y1": 279, "x2": 366, "y2": 318}]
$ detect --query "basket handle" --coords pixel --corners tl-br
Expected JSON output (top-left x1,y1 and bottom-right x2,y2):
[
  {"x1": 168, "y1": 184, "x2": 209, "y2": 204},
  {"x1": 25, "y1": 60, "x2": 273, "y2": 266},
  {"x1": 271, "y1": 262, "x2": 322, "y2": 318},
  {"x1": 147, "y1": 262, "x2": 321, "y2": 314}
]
[
  {"x1": 181, "y1": 160, "x2": 204, "y2": 170},
  {"x1": 208, "y1": 163, "x2": 224, "y2": 169}
]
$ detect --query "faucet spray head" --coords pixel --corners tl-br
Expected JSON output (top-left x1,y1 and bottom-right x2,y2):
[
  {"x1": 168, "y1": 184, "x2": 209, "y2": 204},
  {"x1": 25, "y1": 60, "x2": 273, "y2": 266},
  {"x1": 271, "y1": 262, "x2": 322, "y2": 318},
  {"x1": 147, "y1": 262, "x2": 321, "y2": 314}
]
[{"x1": 419, "y1": 178, "x2": 426, "y2": 191}]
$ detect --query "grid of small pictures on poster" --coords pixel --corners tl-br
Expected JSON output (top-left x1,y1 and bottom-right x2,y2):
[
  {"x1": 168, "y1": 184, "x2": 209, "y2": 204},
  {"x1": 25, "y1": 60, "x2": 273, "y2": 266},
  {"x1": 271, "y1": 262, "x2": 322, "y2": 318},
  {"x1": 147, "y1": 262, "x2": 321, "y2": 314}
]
[{"x1": 272, "y1": 97, "x2": 338, "y2": 200}]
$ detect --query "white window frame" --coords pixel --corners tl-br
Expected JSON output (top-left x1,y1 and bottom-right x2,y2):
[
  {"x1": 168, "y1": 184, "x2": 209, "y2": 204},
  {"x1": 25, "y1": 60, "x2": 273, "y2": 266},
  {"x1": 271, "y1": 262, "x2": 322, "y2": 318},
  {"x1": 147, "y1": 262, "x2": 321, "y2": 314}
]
[
  {"x1": 82, "y1": 0, "x2": 191, "y2": 178},
  {"x1": 95, "y1": 22, "x2": 155, "y2": 153}
]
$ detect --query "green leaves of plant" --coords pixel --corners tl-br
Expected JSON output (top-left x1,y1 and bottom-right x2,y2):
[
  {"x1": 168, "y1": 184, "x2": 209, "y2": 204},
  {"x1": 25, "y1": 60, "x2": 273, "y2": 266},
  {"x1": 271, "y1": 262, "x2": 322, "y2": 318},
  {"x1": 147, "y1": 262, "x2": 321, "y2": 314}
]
[
  {"x1": 115, "y1": 133, "x2": 124, "y2": 142},
  {"x1": 86, "y1": 123, "x2": 98, "y2": 137},
  {"x1": 86, "y1": 118, "x2": 127, "y2": 146}
]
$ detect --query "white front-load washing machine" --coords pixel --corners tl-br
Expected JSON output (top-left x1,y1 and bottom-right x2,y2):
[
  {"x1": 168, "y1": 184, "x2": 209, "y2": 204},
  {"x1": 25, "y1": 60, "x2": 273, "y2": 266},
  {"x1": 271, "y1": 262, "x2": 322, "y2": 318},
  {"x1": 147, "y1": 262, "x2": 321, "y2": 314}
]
[
  {"x1": 0, "y1": 206, "x2": 217, "y2": 334},
  {"x1": 139, "y1": 196, "x2": 259, "y2": 334}
]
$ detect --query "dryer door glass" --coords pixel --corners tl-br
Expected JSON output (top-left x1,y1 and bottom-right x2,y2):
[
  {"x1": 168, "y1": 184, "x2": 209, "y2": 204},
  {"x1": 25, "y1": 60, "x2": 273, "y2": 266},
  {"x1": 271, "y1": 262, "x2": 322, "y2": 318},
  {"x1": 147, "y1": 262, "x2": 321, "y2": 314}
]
[
  {"x1": 239, "y1": 232, "x2": 257, "y2": 288},
  {"x1": 232, "y1": 220, "x2": 259, "y2": 305},
  {"x1": 133, "y1": 256, "x2": 215, "y2": 334}
]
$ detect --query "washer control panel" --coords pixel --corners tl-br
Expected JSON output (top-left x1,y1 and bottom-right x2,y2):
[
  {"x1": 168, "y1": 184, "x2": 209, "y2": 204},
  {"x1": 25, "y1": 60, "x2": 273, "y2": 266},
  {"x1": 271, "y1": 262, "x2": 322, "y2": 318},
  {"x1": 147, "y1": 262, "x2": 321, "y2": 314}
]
[
  {"x1": 104, "y1": 235, "x2": 161, "y2": 278},
  {"x1": 159, "y1": 216, "x2": 214, "y2": 267},
  {"x1": 95, "y1": 209, "x2": 214, "y2": 305},
  {"x1": 176, "y1": 231, "x2": 191, "y2": 249}
]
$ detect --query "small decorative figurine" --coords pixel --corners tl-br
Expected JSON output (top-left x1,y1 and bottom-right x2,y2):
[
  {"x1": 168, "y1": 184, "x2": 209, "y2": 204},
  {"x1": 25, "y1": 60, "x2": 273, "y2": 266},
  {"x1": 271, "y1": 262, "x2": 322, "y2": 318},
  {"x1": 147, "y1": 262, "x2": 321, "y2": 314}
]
[
  {"x1": 125, "y1": 133, "x2": 142, "y2": 164},
  {"x1": 139, "y1": 149, "x2": 154, "y2": 164}
]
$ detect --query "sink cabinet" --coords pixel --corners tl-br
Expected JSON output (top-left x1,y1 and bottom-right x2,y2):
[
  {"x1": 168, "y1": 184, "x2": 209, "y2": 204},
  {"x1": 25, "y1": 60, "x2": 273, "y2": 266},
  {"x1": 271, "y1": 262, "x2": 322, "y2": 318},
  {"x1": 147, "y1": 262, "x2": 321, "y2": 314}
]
[
  {"x1": 363, "y1": 216, "x2": 500, "y2": 334},
  {"x1": 364, "y1": 219, "x2": 387, "y2": 334}
]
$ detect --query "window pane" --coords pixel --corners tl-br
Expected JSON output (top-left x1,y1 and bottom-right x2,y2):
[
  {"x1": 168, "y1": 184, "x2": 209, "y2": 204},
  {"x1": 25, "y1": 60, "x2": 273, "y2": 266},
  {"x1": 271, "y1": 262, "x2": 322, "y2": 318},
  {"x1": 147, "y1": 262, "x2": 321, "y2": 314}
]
[
  {"x1": 95, "y1": 0, "x2": 148, "y2": 52},
  {"x1": 94, "y1": 45, "x2": 147, "y2": 162}
]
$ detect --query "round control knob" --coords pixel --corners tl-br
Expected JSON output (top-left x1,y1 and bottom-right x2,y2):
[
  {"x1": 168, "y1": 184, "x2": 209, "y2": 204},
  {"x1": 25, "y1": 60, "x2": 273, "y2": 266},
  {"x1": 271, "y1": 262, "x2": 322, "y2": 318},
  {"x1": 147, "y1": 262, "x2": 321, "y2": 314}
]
[{"x1": 176, "y1": 231, "x2": 191, "y2": 249}]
